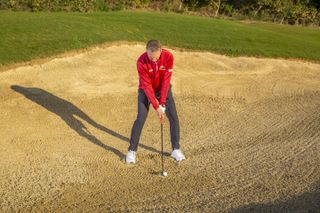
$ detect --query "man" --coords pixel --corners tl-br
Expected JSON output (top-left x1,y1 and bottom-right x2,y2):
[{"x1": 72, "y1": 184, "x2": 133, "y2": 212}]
[{"x1": 126, "y1": 39, "x2": 186, "y2": 164}]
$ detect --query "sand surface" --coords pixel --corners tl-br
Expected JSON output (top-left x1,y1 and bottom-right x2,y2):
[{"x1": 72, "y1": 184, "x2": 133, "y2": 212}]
[{"x1": 0, "y1": 43, "x2": 319, "y2": 212}]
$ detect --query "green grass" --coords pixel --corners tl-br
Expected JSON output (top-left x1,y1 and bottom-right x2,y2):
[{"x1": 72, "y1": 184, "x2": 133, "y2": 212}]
[{"x1": 0, "y1": 10, "x2": 320, "y2": 67}]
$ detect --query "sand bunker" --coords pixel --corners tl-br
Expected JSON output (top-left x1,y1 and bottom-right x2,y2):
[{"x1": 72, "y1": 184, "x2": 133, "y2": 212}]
[{"x1": 0, "y1": 43, "x2": 319, "y2": 212}]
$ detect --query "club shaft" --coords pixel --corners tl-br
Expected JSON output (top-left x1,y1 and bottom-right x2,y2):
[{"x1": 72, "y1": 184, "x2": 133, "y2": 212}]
[{"x1": 161, "y1": 122, "x2": 164, "y2": 172}]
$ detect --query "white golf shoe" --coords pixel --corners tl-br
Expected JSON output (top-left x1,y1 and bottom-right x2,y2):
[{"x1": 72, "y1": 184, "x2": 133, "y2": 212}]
[
  {"x1": 171, "y1": 149, "x2": 186, "y2": 161},
  {"x1": 126, "y1": 150, "x2": 136, "y2": 164}
]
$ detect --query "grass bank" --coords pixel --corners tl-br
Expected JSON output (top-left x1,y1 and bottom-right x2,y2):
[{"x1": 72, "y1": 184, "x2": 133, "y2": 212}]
[{"x1": 0, "y1": 10, "x2": 319, "y2": 67}]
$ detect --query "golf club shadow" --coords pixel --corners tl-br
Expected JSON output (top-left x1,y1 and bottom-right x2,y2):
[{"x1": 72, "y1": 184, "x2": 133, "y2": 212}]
[
  {"x1": 11, "y1": 85, "x2": 165, "y2": 159},
  {"x1": 149, "y1": 171, "x2": 164, "y2": 176}
]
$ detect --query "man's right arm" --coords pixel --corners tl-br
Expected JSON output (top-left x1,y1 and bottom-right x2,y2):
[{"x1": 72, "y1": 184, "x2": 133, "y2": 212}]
[{"x1": 137, "y1": 61, "x2": 159, "y2": 110}]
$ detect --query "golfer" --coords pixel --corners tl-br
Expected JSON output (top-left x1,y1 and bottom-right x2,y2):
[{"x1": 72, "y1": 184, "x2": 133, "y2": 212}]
[{"x1": 126, "y1": 39, "x2": 186, "y2": 164}]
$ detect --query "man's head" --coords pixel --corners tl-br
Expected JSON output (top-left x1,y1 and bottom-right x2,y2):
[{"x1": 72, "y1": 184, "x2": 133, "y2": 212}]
[{"x1": 146, "y1": 39, "x2": 161, "y2": 62}]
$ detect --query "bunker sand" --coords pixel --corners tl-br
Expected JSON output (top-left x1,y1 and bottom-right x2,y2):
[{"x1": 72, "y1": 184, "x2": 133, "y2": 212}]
[{"x1": 0, "y1": 44, "x2": 319, "y2": 212}]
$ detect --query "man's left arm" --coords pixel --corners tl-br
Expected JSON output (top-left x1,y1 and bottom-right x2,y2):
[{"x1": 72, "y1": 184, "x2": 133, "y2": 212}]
[{"x1": 159, "y1": 52, "x2": 174, "y2": 105}]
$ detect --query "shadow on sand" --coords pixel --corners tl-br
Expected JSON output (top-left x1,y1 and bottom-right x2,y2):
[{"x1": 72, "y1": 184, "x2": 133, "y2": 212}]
[
  {"x1": 11, "y1": 85, "x2": 167, "y2": 160},
  {"x1": 230, "y1": 189, "x2": 320, "y2": 213}
]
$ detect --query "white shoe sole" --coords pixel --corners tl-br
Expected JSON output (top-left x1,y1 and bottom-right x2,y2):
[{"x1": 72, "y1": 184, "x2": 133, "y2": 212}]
[{"x1": 171, "y1": 156, "x2": 186, "y2": 161}]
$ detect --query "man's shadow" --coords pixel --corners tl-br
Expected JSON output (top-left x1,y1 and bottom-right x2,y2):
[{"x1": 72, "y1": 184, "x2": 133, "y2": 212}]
[{"x1": 11, "y1": 85, "x2": 164, "y2": 160}]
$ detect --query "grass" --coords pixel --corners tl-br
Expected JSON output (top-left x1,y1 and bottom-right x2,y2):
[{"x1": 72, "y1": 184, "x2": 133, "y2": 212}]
[{"x1": 0, "y1": 10, "x2": 320, "y2": 67}]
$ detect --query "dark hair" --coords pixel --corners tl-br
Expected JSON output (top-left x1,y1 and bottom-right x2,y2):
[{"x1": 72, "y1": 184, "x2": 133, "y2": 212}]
[{"x1": 146, "y1": 39, "x2": 161, "y2": 51}]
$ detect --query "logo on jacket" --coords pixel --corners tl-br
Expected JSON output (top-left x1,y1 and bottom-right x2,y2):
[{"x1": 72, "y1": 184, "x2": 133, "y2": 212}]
[{"x1": 159, "y1": 65, "x2": 165, "y2": 70}]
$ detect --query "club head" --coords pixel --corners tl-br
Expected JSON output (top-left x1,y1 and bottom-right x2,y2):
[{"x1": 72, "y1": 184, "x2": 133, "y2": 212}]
[{"x1": 161, "y1": 171, "x2": 168, "y2": 177}]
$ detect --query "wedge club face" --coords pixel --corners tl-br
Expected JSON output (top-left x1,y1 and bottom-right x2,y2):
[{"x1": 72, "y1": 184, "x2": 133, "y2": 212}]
[{"x1": 159, "y1": 170, "x2": 167, "y2": 177}]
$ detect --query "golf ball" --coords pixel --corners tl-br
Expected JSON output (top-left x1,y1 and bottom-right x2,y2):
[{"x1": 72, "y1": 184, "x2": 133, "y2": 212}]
[{"x1": 163, "y1": 171, "x2": 168, "y2": 176}]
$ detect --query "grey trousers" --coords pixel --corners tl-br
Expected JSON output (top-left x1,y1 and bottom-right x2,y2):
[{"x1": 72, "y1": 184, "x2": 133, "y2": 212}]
[{"x1": 128, "y1": 84, "x2": 180, "y2": 152}]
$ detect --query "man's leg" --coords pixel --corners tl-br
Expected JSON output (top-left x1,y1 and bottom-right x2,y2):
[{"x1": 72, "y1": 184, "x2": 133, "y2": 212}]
[
  {"x1": 128, "y1": 89, "x2": 150, "y2": 151},
  {"x1": 164, "y1": 85, "x2": 180, "y2": 150}
]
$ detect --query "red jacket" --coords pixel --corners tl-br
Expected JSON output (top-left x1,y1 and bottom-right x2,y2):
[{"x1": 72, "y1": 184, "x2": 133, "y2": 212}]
[{"x1": 137, "y1": 48, "x2": 174, "y2": 110}]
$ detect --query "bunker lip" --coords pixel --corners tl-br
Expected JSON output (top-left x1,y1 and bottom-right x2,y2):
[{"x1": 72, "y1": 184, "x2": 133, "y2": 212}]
[
  {"x1": 1, "y1": 40, "x2": 320, "y2": 73},
  {"x1": 0, "y1": 43, "x2": 319, "y2": 212}
]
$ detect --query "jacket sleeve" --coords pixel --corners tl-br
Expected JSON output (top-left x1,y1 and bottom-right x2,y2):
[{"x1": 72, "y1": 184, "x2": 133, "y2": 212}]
[
  {"x1": 159, "y1": 52, "x2": 174, "y2": 105},
  {"x1": 137, "y1": 60, "x2": 159, "y2": 110}
]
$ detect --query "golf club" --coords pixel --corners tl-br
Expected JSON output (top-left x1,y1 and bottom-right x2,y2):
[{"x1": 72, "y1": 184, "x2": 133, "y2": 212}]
[{"x1": 160, "y1": 115, "x2": 167, "y2": 177}]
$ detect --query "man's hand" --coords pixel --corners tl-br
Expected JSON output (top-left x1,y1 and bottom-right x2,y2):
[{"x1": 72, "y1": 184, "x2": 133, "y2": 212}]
[{"x1": 157, "y1": 104, "x2": 166, "y2": 123}]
